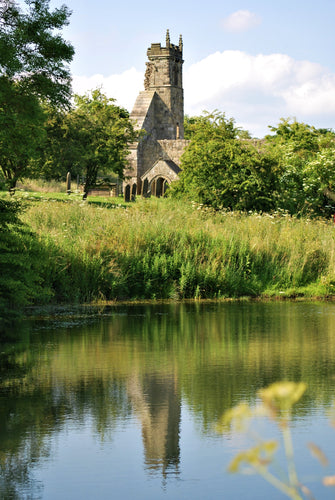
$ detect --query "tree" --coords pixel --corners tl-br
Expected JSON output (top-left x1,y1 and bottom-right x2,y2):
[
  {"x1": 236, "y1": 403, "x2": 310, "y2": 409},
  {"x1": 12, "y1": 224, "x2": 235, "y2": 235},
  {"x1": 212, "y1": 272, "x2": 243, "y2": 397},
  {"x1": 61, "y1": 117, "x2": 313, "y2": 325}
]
[
  {"x1": 266, "y1": 118, "x2": 320, "y2": 152},
  {"x1": 264, "y1": 118, "x2": 335, "y2": 216},
  {"x1": 38, "y1": 89, "x2": 138, "y2": 198},
  {"x1": 172, "y1": 111, "x2": 277, "y2": 212},
  {"x1": 31, "y1": 103, "x2": 82, "y2": 181},
  {"x1": 302, "y1": 146, "x2": 335, "y2": 216},
  {"x1": 0, "y1": 199, "x2": 50, "y2": 326},
  {"x1": 0, "y1": 0, "x2": 74, "y2": 105},
  {"x1": 176, "y1": 114, "x2": 335, "y2": 217},
  {"x1": 0, "y1": 80, "x2": 46, "y2": 190},
  {"x1": 0, "y1": 0, "x2": 74, "y2": 190}
]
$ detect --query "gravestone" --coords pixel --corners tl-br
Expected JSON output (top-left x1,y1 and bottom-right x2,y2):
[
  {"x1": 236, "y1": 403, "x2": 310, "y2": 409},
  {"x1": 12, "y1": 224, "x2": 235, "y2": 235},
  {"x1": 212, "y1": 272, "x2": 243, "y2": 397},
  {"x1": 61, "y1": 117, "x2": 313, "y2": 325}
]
[
  {"x1": 131, "y1": 184, "x2": 137, "y2": 201},
  {"x1": 66, "y1": 172, "x2": 71, "y2": 194},
  {"x1": 124, "y1": 184, "x2": 130, "y2": 202},
  {"x1": 142, "y1": 178, "x2": 149, "y2": 197}
]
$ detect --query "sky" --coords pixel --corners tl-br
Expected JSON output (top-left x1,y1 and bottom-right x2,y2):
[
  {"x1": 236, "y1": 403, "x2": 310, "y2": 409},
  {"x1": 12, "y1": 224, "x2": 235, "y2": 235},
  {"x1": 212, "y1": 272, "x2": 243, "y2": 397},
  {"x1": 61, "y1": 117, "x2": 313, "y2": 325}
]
[{"x1": 41, "y1": 0, "x2": 335, "y2": 137}]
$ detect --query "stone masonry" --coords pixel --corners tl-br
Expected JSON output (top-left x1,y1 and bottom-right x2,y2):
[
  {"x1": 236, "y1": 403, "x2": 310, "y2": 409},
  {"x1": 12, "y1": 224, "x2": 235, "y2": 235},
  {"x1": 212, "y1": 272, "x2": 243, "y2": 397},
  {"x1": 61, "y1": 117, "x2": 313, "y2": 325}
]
[{"x1": 124, "y1": 30, "x2": 190, "y2": 197}]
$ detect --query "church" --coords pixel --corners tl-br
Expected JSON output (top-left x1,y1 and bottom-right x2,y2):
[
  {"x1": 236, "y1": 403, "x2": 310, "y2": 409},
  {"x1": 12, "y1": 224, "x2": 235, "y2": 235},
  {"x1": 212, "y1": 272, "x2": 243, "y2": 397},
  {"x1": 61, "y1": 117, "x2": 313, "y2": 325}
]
[{"x1": 124, "y1": 31, "x2": 190, "y2": 198}]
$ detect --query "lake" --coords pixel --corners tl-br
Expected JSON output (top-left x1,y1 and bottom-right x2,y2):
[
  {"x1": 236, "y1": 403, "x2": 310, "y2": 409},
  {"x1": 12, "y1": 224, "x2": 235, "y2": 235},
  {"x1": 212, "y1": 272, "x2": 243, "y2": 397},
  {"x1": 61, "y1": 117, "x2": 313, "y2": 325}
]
[{"x1": 1, "y1": 301, "x2": 335, "y2": 499}]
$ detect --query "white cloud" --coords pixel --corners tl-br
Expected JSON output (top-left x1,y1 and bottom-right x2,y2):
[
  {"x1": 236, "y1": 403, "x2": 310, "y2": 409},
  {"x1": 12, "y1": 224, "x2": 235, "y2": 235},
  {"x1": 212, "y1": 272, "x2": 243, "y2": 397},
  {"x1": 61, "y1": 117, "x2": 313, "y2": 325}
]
[
  {"x1": 72, "y1": 51, "x2": 335, "y2": 138},
  {"x1": 184, "y1": 51, "x2": 335, "y2": 136},
  {"x1": 72, "y1": 67, "x2": 143, "y2": 111},
  {"x1": 222, "y1": 10, "x2": 261, "y2": 33}
]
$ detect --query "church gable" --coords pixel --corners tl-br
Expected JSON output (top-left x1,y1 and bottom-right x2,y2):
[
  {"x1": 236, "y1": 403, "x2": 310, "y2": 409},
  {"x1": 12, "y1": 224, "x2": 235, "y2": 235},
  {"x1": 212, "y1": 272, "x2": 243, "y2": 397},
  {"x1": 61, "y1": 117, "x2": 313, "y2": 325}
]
[
  {"x1": 141, "y1": 159, "x2": 180, "y2": 184},
  {"x1": 130, "y1": 90, "x2": 156, "y2": 133}
]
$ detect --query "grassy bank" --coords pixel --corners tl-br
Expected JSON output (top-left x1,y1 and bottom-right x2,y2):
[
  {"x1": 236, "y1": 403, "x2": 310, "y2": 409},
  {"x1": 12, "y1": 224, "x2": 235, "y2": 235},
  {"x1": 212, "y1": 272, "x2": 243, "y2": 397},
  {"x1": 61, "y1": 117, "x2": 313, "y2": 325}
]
[{"x1": 5, "y1": 194, "x2": 335, "y2": 305}]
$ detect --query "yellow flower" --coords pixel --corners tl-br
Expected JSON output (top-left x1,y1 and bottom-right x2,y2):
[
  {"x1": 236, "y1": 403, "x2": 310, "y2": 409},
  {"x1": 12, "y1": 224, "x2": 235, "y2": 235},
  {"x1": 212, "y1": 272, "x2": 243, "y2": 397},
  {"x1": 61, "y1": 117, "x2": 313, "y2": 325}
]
[
  {"x1": 216, "y1": 402, "x2": 253, "y2": 433},
  {"x1": 258, "y1": 382, "x2": 307, "y2": 414},
  {"x1": 228, "y1": 441, "x2": 278, "y2": 473}
]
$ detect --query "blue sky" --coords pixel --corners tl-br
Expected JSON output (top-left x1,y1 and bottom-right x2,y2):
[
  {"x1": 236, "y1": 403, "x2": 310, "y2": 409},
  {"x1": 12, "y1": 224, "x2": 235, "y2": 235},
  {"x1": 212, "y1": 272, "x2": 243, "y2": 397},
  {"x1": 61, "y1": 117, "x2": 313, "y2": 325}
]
[{"x1": 44, "y1": 0, "x2": 335, "y2": 137}]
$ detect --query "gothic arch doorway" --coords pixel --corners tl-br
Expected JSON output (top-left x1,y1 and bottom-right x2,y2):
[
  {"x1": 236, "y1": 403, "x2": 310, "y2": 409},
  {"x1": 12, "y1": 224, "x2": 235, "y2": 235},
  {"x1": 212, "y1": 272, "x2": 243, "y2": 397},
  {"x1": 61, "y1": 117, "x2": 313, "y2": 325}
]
[{"x1": 150, "y1": 177, "x2": 169, "y2": 197}]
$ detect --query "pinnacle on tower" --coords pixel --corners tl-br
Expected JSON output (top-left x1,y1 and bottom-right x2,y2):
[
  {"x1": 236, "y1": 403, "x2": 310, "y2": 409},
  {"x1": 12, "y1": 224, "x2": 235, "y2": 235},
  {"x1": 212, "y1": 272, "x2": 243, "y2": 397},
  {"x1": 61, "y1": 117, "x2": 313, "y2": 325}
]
[
  {"x1": 179, "y1": 34, "x2": 183, "y2": 52},
  {"x1": 166, "y1": 29, "x2": 170, "y2": 48}
]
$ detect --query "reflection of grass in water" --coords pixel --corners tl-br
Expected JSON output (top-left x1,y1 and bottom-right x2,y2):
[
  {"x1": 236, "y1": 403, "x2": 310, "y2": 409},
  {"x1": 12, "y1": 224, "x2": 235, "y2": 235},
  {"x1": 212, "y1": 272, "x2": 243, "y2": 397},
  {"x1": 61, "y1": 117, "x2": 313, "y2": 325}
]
[
  {"x1": 2, "y1": 308, "x2": 335, "y2": 497},
  {"x1": 11, "y1": 303, "x2": 335, "y2": 434},
  {"x1": 217, "y1": 382, "x2": 335, "y2": 499}
]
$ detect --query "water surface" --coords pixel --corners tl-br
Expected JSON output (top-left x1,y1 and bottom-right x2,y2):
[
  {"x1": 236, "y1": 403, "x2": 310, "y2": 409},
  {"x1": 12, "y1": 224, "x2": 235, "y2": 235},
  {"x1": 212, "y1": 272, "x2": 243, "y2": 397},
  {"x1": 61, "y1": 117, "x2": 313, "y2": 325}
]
[{"x1": 1, "y1": 301, "x2": 335, "y2": 499}]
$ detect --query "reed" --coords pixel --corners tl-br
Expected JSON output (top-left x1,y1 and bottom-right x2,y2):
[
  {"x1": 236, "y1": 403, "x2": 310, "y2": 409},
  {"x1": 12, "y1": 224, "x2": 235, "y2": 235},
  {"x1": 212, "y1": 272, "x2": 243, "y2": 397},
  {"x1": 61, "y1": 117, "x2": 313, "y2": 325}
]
[{"x1": 15, "y1": 196, "x2": 335, "y2": 304}]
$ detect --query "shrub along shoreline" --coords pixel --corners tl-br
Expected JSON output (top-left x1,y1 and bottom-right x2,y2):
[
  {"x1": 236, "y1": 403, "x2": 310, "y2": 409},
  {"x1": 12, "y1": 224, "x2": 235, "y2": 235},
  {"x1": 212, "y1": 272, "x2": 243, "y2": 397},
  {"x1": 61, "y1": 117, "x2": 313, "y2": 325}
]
[{"x1": 1, "y1": 194, "x2": 335, "y2": 324}]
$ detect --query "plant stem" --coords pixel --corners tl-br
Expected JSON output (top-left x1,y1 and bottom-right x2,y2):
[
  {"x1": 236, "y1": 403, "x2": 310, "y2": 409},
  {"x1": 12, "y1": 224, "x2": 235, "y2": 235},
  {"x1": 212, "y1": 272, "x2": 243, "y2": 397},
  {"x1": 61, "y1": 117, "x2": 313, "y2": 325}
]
[
  {"x1": 256, "y1": 466, "x2": 302, "y2": 500},
  {"x1": 282, "y1": 418, "x2": 299, "y2": 489}
]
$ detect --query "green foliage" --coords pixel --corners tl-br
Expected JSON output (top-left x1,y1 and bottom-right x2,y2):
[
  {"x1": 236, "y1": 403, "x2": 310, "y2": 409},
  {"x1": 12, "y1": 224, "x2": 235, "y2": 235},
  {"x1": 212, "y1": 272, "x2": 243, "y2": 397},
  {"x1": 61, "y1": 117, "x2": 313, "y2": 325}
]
[
  {"x1": 265, "y1": 119, "x2": 335, "y2": 216},
  {"x1": 1, "y1": 193, "x2": 335, "y2": 324},
  {"x1": 179, "y1": 114, "x2": 335, "y2": 217},
  {"x1": 0, "y1": 0, "x2": 74, "y2": 190},
  {"x1": 0, "y1": 0, "x2": 74, "y2": 105},
  {"x1": 0, "y1": 81, "x2": 46, "y2": 190},
  {"x1": 8, "y1": 196, "x2": 335, "y2": 308},
  {"x1": 37, "y1": 89, "x2": 138, "y2": 195},
  {"x1": 267, "y1": 119, "x2": 320, "y2": 152},
  {"x1": 32, "y1": 103, "x2": 82, "y2": 181},
  {"x1": 173, "y1": 111, "x2": 277, "y2": 212},
  {"x1": 303, "y1": 147, "x2": 335, "y2": 213},
  {"x1": 0, "y1": 199, "x2": 51, "y2": 326}
]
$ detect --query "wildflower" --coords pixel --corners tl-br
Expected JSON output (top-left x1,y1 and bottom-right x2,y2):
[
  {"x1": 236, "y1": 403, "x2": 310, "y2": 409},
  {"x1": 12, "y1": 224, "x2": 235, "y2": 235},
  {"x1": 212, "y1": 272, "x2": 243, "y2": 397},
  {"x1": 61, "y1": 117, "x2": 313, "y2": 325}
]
[{"x1": 258, "y1": 382, "x2": 306, "y2": 416}]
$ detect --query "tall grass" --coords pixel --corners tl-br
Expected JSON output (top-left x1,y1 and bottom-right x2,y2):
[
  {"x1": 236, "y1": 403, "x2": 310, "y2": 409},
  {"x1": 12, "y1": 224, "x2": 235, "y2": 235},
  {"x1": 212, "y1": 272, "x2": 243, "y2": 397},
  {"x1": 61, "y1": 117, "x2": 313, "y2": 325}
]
[
  {"x1": 13, "y1": 196, "x2": 335, "y2": 305},
  {"x1": 16, "y1": 178, "x2": 68, "y2": 193}
]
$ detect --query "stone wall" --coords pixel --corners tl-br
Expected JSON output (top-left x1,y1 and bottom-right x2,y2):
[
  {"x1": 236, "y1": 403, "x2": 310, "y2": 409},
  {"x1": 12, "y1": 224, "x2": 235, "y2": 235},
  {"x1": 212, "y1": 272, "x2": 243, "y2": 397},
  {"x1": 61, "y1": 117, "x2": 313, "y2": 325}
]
[{"x1": 158, "y1": 139, "x2": 190, "y2": 165}]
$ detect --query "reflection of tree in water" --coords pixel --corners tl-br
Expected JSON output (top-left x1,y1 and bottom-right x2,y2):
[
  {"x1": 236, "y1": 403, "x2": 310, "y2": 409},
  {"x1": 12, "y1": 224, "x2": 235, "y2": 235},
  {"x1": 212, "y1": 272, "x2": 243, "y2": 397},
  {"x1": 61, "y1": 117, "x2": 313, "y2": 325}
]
[
  {"x1": 0, "y1": 368, "x2": 181, "y2": 496},
  {"x1": 0, "y1": 369, "x2": 131, "y2": 498},
  {"x1": 128, "y1": 372, "x2": 180, "y2": 477},
  {"x1": 2, "y1": 301, "x2": 335, "y2": 495},
  {"x1": 0, "y1": 435, "x2": 46, "y2": 499},
  {"x1": 0, "y1": 382, "x2": 58, "y2": 499},
  {"x1": 0, "y1": 331, "x2": 47, "y2": 499}
]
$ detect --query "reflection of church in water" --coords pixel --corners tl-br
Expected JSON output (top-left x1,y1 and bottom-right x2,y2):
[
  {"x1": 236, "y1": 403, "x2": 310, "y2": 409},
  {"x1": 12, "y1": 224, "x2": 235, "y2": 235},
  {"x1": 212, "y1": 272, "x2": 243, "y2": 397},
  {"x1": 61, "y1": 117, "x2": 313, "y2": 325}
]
[{"x1": 127, "y1": 372, "x2": 181, "y2": 476}]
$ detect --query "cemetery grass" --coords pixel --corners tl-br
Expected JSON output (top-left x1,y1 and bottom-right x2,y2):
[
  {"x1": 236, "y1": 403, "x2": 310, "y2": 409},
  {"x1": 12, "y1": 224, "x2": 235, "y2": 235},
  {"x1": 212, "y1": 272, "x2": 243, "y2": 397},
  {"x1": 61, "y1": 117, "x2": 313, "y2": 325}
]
[{"x1": 3, "y1": 192, "x2": 335, "y2": 308}]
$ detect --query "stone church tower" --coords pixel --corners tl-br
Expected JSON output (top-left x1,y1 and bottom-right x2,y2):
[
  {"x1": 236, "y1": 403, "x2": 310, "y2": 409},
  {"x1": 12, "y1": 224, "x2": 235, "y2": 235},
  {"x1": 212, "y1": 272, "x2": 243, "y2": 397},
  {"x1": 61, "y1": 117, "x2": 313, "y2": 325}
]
[{"x1": 124, "y1": 31, "x2": 190, "y2": 197}]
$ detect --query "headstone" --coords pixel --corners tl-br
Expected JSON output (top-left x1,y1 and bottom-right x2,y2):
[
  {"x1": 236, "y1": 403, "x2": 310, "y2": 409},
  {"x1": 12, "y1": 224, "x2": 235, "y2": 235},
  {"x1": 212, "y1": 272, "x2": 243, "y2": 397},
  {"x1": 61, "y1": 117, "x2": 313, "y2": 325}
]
[
  {"x1": 131, "y1": 183, "x2": 137, "y2": 201},
  {"x1": 142, "y1": 178, "x2": 149, "y2": 197},
  {"x1": 124, "y1": 184, "x2": 130, "y2": 202},
  {"x1": 66, "y1": 172, "x2": 71, "y2": 194}
]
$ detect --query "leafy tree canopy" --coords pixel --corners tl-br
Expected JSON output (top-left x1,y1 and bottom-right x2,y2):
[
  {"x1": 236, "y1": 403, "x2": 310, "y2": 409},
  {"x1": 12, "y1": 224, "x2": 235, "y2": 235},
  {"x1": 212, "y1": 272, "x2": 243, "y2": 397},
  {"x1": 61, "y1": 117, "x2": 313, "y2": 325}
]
[
  {"x1": 37, "y1": 89, "x2": 139, "y2": 197},
  {"x1": 0, "y1": 0, "x2": 74, "y2": 105},
  {"x1": 0, "y1": 80, "x2": 46, "y2": 190},
  {"x1": 172, "y1": 111, "x2": 277, "y2": 212},
  {"x1": 266, "y1": 118, "x2": 320, "y2": 152},
  {"x1": 264, "y1": 118, "x2": 335, "y2": 216},
  {"x1": 176, "y1": 113, "x2": 335, "y2": 217},
  {"x1": 0, "y1": 0, "x2": 74, "y2": 190}
]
